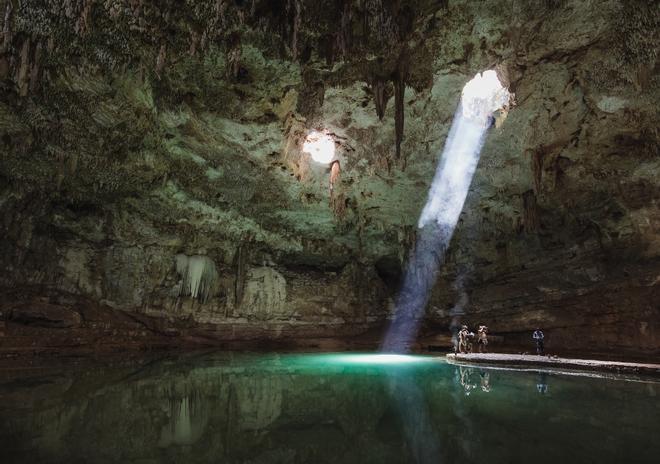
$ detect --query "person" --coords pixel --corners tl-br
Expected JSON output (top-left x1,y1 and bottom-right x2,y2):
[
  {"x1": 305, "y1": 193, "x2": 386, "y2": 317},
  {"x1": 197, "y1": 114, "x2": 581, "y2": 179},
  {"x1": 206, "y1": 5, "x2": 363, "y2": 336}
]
[
  {"x1": 458, "y1": 325, "x2": 470, "y2": 354},
  {"x1": 477, "y1": 325, "x2": 488, "y2": 353},
  {"x1": 466, "y1": 330, "x2": 475, "y2": 353},
  {"x1": 533, "y1": 328, "x2": 544, "y2": 355}
]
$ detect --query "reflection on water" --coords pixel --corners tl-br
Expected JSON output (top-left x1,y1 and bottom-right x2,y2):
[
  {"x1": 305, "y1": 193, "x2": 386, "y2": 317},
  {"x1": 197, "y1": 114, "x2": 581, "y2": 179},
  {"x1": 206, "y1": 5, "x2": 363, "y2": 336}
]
[
  {"x1": 158, "y1": 395, "x2": 209, "y2": 447},
  {"x1": 456, "y1": 367, "x2": 492, "y2": 395},
  {"x1": 536, "y1": 372, "x2": 549, "y2": 395},
  {"x1": 0, "y1": 352, "x2": 658, "y2": 464}
]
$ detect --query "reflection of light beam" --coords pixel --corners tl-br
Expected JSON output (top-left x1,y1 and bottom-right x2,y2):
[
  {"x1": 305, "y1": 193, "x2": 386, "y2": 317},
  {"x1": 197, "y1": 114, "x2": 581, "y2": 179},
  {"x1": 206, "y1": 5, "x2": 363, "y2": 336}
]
[
  {"x1": 382, "y1": 71, "x2": 509, "y2": 353},
  {"x1": 386, "y1": 371, "x2": 442, "y2": 463}
]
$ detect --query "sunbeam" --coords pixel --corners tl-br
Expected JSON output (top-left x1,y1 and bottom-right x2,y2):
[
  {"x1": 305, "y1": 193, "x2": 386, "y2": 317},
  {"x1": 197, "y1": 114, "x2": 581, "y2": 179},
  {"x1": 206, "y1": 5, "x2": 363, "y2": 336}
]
[{"x1": 382, "y1": 71, "x2": 510, "y2": 352}]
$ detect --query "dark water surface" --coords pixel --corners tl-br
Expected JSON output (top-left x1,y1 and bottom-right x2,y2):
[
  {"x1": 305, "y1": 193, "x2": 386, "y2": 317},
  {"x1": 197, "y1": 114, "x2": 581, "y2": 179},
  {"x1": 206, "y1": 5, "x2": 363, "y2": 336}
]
[{"x1": 0, "y1": 352, "x2": 658, "y2": 463}]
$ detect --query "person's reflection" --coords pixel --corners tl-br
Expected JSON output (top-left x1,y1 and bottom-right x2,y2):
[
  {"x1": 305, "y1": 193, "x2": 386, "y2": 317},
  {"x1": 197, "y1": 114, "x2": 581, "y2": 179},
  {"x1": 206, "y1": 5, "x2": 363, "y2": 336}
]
[
  {"x1": 536, "y1": 372, "x2": 548, "y2": 394},
  {"x1": 459, "y1": 366, "x2": 477, "y2": 396},
  {"x1": 479, "y1": 370, "x2": 491, "y2": 393},
  {"x1": 458, "y1": 367, "x2": 492, "y2": 394}
]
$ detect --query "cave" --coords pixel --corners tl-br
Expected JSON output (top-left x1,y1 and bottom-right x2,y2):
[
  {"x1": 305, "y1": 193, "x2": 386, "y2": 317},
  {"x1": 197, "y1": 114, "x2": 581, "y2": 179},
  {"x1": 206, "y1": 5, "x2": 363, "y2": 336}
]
[{"x1": 0, "y1": 1, "x2": 658, "y2": 463}]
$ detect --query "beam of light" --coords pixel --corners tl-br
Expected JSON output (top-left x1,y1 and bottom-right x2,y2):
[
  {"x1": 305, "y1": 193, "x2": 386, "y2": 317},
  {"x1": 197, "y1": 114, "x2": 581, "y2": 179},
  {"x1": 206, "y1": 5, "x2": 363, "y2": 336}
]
[
  {"x1": 382, "y1": 71, "x2": 510, "y2": 353},
  {"x1": 302, "y1": 130, "x2": 335, "y2": 164}
]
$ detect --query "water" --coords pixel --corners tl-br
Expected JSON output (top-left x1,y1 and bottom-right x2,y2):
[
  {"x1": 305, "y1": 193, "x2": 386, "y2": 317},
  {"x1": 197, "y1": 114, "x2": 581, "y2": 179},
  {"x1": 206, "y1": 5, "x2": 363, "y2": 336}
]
[{"x1": 0, "y1": 352, "x2": 657, "y2": 463}]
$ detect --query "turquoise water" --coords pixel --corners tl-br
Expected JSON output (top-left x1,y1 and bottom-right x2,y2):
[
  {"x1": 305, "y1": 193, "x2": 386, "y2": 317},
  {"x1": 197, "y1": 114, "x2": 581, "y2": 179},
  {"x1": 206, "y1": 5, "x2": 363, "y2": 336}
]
[{"x1": 0, "y1": 352, "x2": 658, "y2": 463}]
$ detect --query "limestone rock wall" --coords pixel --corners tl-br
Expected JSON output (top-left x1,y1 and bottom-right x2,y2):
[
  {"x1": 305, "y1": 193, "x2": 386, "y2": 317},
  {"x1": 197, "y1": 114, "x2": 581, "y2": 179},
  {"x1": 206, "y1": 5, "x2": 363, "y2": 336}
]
[{"x1": 0, "y1": 0, "x2": 658, "y2": 356}]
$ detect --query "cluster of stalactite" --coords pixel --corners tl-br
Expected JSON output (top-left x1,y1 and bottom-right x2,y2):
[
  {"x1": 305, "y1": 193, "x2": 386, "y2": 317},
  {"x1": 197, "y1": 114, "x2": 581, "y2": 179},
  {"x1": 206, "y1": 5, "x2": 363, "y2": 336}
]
[
  {"x1": 366, "y1": 48, "x2": 411, "y2": 161},
  {"x1": 282, "y1": 0, "x2": 423, "y2": 161},
  {"x1": 2, "y1": 0, "x2": 429, "y2": 165},
  {"x1": 360, "y1": 1, "x2": 417, "y2": 161},
  {"x1": 1, "y1": 1, "x2": 48, "y2": 97},
  {"x1": 1, "y1": 0, "x2": 239, "y2": 93}
]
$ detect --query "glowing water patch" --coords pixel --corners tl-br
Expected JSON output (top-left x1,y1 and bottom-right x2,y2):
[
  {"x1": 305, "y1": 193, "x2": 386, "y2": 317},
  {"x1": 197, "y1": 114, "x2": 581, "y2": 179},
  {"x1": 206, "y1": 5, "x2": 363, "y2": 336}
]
[
  {"x1": 303, "y1": 131, "x2": 335, "y2": 164},
  {"x1": 334, "y1": 354, "x2": 432, "y2": 365}
]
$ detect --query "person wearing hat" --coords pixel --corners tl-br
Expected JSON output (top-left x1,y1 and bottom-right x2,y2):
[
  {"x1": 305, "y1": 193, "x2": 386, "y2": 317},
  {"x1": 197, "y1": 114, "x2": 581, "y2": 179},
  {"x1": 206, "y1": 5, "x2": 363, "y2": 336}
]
[
  {"x1": 458, "y1": 325, "x2": 470, "y2": 354},
  {"x1": 477, "y1": 325, "x2": 489, "y2": 353}
]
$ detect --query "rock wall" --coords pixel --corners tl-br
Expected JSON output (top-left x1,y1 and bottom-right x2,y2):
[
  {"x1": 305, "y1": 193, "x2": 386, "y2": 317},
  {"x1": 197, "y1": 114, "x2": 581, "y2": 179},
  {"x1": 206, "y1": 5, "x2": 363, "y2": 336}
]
[{"x1": 0, "y1": 1, "x2": 658, "y2": 357}]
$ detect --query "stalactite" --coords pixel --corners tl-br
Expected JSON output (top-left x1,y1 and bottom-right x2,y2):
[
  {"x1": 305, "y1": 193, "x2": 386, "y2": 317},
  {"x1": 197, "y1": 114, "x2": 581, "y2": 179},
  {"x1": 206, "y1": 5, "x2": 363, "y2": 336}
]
[
  {"x1": 315, "y1": 80, "x2": 325, "y2": 108},
  {"x1": 291, "y1": 0, "x2": 302, "y2": 60},
  {"x1": 552, "y1": 155, "x2": 571, "y2": 190},
  {"x1": 155, "y1": 42, "x2": 166, "y2": 78},
  {"x1": 226, "y1": 31, "x2": 241, "y2": 80},
  {"x1": 331, "y1": 192, "x2": 348, "y2": 219},
  {"x1": 29, "y1": 39, "x2": 43, "y2": 94},
  {"x1": 522, "y1": 190, "x2": 540, "y2": 233},
  {"x1": 338, "y1": 0, "x2": 352, "y2": 59},
  {"x1": 189, "y1": 29, "x2": 199, "y2": 56},
  {"x1": 284, "y1": 0, "x2": 292, "y2": 40},
  {"x1": 372, "y1": 76, "x2": 390, "y2": 120},
  {"x1": 234, "y1": 243, "x2": 248, "y2": 309},
  {"x1": 397, "y1": 225, "x2": 416, "y2": 264},
  {"x1": 216, "y1": 0, "x2": 228, "y2": 27},
  {"x1": 319, "y1": 33, "x2": 335, "y2": 66},
  {"x1": 393, "y1": 48, "x2": 409, "y2": 159},
  {"x1": 2, "y1": 0, "x2": 13, "y2": 53},
  {"x1": 532, "y1": 151, "x2": 544, "y2": 193},
  {"x1": 75, "y1": 0, "x2": 93, "y2": 36},
  {"x1": 16, "y1": 37, "x2": 30, "y2": 97},
  {"x1": 329, "y1": 160, "x2": 340, "y2": 194}
]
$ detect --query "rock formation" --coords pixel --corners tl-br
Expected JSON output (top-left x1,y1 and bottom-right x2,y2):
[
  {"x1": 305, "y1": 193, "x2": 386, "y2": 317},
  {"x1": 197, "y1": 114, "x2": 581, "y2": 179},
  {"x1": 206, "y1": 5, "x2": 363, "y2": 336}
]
[{"x1": 0, "y1": 0, "x2": 658, "y2": 357}]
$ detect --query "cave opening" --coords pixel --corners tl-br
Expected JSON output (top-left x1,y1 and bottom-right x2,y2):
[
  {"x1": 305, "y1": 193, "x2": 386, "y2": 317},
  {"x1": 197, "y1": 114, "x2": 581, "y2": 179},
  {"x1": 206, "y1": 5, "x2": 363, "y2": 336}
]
[{"x1": 302, "y1": 130, "x2": 336, "y2": 164}]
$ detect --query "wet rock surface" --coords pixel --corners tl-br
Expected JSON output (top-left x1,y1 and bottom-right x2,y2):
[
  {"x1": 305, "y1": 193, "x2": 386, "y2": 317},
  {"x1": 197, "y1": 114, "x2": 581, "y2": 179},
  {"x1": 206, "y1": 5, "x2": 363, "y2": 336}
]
[{"x1": 0, "y1": 1, "x2": 658, "y2": 356}]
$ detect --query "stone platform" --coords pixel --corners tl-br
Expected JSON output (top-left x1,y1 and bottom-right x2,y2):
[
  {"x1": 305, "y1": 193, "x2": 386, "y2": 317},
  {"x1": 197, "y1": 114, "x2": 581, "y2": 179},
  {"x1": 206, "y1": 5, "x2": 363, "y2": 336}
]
[{"x1": 446, "y1": 353, "x2": 660, "y2": 376}]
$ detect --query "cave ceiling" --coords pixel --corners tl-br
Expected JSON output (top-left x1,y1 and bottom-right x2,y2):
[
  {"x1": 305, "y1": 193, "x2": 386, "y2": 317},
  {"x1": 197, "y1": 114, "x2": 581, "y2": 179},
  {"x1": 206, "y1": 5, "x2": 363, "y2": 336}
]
[{"x1": 0, "y1": 0, "x2": 658, "y2": 307}]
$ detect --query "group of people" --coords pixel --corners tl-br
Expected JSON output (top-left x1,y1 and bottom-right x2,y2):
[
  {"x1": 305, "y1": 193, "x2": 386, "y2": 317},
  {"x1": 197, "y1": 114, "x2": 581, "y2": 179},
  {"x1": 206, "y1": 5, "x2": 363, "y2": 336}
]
[
  {"x1": 455, "y1": 325, "x2": 546, "y2": 356},
  {"x1": 456, "y1": 324, "x2": 489, "y2": 354}
]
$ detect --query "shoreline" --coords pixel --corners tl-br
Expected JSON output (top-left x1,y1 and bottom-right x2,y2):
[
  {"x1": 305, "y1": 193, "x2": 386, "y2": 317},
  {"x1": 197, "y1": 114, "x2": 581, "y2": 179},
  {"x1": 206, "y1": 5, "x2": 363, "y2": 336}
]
[{"x1": 446, "y1": 353, "x2": 660, "y2": 377}]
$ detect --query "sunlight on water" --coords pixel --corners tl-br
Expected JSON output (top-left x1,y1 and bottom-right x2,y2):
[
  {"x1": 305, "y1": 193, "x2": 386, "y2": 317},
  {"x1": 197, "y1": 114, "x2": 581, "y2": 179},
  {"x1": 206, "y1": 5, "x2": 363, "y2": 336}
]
[{"x1": 328, "y1": 353, "x2": 434, "y2": 365}]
